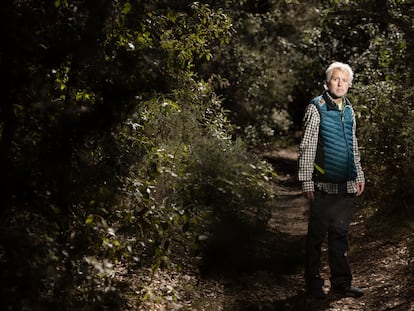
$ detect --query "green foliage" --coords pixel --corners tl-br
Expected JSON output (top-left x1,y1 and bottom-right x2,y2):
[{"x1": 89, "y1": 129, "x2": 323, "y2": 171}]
[
  {"x1": 353, "y1": 83, "x2": 414, "y2": 213},
  {"x1": 206, "y1": 0, "x2": 318, "y2": 146},
  {"x1": 2, "y1": 0, "x2": 414, "y2": 308},
  {"x1": 0, "y1": 1, "x2": 275, "y2": 309}
]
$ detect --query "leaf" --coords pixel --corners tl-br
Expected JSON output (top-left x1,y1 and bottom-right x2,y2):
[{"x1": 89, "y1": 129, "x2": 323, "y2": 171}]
[
  {"x1": 122, "y1": 2, "x2": 131, "y2": 15},
  {"x1": 85, "y1": 214, "x2": 94, "y2": 225}
]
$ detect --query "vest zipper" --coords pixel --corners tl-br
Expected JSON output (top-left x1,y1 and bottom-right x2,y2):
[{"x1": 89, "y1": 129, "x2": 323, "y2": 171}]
[{"x1": 342, "y1": 107, "x2": 350, "y2": 180}]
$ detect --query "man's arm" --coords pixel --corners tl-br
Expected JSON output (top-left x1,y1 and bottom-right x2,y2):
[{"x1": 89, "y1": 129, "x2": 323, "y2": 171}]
[
  {"x1": 298, "y1": 104, "x2": 320, "y2": 199},
  {"x1": 351, "y1": 109, "x2": 365, "y2": 196}
]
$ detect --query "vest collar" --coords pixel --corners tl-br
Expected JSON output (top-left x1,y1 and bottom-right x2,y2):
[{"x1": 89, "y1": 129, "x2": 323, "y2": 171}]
[{"x1": 322, "y1": 91, "x2": 350, "y2": 111}]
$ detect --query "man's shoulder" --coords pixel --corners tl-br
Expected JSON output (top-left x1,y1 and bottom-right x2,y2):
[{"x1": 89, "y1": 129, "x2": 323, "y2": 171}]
[
  {"x1": 310, "y1": 95, "x2": 325, "y2": 107},
  {"x1": 304, "y1": 101, "x2": 320, "y2": 121}
]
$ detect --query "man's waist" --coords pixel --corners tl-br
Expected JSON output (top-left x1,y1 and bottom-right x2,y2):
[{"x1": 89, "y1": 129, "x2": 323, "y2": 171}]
[{"x1": 315, "y1": 181, "x2": 352, "y2": 195}]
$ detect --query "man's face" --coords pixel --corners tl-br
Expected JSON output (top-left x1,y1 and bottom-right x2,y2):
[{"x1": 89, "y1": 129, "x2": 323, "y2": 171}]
[{"x1": 327, "y1": 68, "x2": 350, "y2": 98}]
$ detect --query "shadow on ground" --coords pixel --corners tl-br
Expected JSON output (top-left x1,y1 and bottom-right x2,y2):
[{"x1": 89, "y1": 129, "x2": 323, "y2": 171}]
[
  {"x1": 228, "y1": 291, "x2": 365, "y2": 311},
  {"x1": 199, "y1": 217, "x2": 305, "y2": 277},
  {"x1": 197, "y1": 148, "x2": 414, "y2": 310},
  {"x1": 197, "y1": 149, "x2": 314, "y2": 309},
  {"x1": 200, "y1": 150, "x2": 304, "y2": 278}
]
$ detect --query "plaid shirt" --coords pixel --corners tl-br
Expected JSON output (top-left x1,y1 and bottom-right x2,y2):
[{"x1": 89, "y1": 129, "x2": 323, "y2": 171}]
[{"x1": 298, "y1": 97, "x2": 365, "y2": 194}]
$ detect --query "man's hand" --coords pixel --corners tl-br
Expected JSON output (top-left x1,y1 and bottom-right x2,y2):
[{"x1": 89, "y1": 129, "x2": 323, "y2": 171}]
[
  {"x1": 304, "y1": 191, "x2": 315, "y2": 201},
  {"x1": 356, "y1": 182, "x2": 365, "y2": 196}
]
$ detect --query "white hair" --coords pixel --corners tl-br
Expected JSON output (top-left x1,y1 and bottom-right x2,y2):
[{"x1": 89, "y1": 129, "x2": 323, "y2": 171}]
[{"x1": 325, "y1": 62, "x2": 354, "y2": 86}]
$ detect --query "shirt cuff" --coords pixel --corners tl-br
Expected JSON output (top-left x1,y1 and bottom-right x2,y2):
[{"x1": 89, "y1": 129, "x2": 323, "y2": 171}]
[
  {"x1": 302, "y1": 181, "x2": 314, "y2": 193},
  {"x1": 356, "y1": 174, "x2": 365, "y2": 184}
]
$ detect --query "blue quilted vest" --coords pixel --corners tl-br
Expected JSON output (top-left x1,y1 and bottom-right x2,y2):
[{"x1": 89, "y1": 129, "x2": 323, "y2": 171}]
[{"x1": 312, "y1": 92, "x2": 357, "y2": 183}]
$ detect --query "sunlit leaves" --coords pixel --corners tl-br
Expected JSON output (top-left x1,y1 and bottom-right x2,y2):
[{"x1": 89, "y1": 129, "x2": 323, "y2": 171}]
[
  {"x1": 75, "y1": 89, "x2": 96, "y2": 102},
  {"x1": 54, "y1": 0, "x2": 68, "y2": 8},
  {"x1": 107, "y1": 1, "x2": 232, "y2": 73},
  {"x1": 154, "y1": 3, "x2": 232, "y2": 68},
  {"x1": 122, "y1": 2, "x2": 131, "y2": 15},
  {"x1": 52, "y1": 58, "x2": 71, "y2": 93}
]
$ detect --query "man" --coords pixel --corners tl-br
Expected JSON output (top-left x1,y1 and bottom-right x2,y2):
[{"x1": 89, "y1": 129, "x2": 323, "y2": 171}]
[{"x1": 298, "y1": 62, "x2": 365, "y2": 299}]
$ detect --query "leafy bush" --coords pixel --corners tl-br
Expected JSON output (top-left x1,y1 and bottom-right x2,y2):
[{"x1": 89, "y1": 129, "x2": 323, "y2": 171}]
[
  {"x1": 353, "y1": 83, "x2": 414, "y2": 214},
  {"x1": 0, "y1": 1, "x2": 276, "y2": 309},
  {"x1": 206, "y1": 0, "x2": 316, "y2": 147}
]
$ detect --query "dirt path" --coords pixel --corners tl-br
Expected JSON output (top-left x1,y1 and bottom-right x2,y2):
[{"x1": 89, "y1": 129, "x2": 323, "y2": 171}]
[
  {"x1": 134, "y1": 148, "x2": 414, "y2": 310},
  {"x1": 195, "y1": 148, "x2": 414, "y2": 310}
]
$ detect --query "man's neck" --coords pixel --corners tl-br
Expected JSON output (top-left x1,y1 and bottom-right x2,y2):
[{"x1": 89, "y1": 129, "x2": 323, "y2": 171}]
[{"x1": 327, "y1": 91, "x2": 343, "y2": 105}]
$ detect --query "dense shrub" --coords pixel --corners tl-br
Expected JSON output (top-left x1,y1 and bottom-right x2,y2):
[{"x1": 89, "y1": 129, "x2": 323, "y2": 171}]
[
  {"x1": 353, "y1": 83, "x2": 414, "y2": 214},
  {"x1": 0, "y1": 1, "x2": 277, "y2": 308}
]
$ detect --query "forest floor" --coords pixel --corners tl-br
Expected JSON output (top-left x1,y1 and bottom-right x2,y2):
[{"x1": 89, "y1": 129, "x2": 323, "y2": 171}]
[{"x1": 129, "y1": 147, "x2": 414, "y2": 311}]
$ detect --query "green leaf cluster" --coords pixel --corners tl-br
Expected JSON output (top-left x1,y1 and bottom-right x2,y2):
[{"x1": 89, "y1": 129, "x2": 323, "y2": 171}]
[{"x1": 0, "y1": 1, "x2": 275, "y2": 308}]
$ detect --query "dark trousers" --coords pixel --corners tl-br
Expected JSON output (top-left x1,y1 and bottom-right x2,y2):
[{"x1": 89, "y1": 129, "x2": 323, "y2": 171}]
[{"x1": 305, "y1": 189, "x2": 355, "y2": 290}]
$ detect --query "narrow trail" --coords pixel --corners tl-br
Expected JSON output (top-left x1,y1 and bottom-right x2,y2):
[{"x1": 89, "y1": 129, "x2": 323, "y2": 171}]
[
  {"x1": 134, "y1": 147, "x2": 414, "y2": 310},
  {"x1": 197, "y1": 147, "x2": 414, "y2": 310}
]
